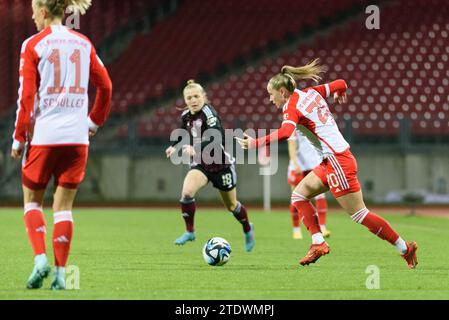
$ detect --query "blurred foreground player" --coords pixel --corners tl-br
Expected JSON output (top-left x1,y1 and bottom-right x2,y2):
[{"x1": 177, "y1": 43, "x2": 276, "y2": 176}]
[{"x1": 11, "y1": 0, "x2": 112, "y2": 289}]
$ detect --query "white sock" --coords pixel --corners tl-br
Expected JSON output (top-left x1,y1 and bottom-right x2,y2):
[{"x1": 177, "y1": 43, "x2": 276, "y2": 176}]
[
  {"x1": 55, "y1": 266, "x2": 65, "y2": 277},
  {"x1": 395, "y1": 237, "x2": 407, "y2": 254},
  {"x1": 312, "y1": 232, "x2": 325, "y2": 244},
  {"x1": 293, "y1": 227, "x2": 301, "y2": 233},
  {"x1": 320, "y1": 225, "x2": 327, "y2": 231}
]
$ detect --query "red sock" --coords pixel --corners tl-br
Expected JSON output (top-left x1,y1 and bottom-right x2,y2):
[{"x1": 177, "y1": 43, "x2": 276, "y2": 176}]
[
  {"x1": 351, "y1": 208, "x2": 399, "y2": 245},
  {"x1": 24, "y1": 203, "x2": 47, "y2": 256},
  {"x1": 289, "y1": 204, "x2": 301, "y2": 228},
  {"x1": 315, "y1": 195, "x2": 327, "y2": 226},
  {"x1": 291, "y1": 193, "x2": 321, "y2": 235},
  {"x1": 181, "y1": 198, "x2": 196, "y2": 232},
  {"x1": 231, "y1": 202, "x2": 251, "y2": 233},
  {"x1": 52, "y1": 211, "x2": 74, "y2": 267}
]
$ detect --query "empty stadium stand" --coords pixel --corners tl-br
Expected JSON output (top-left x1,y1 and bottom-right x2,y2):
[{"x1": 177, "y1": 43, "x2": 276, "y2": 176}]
[{"x1": 134, "y1": 0, "x2": 449, "y2": 140}]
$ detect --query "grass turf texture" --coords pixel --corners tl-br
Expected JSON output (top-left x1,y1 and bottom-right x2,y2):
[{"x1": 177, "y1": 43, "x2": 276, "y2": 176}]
[{"x1": 0, "y1": 208, "x2": 448, "y2": 300}]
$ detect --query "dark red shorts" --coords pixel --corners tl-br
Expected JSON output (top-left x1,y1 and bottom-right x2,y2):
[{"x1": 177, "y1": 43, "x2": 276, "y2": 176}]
[
  {"x1": 312, "y1": 149, "x2": 361, "y2": 198},
  {"x1": 287, "y1": 170, "x2": 312, "y2": 187},
  {"x1": 22, "y1": 145, "x2": 88, "y2": 190}
]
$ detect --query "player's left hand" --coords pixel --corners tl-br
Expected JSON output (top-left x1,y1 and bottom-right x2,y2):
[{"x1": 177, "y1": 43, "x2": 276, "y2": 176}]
[
  {"x1": 89, "y1": 127, "x2": 98, "y2": 137},
  {"x1": 235, "y1": 133, "x2": 255, "y2": 150},
  {"x1": 182, "y1": 145, "x2": 196, "y2": 157},
  {"x1": 334, "y1": 91, "x2": 347, "y2": 104}
]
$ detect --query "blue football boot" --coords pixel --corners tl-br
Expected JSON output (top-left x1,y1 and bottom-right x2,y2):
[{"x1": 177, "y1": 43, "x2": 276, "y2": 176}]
[
  {"x1": 244, "y1": 223, "x2": 255, "y2": 252},
  {"x1": 174, "y1": 231, "x2": 196, "y2": 245}
]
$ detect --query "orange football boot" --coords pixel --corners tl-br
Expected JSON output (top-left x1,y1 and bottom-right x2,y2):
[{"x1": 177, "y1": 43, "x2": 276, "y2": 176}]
[
  {"x1": 401, "y1": 241, "x2": 418, "y2": 269},
  {"x1": 299, "y1": 242, "x2": 330, "y2": 266}
]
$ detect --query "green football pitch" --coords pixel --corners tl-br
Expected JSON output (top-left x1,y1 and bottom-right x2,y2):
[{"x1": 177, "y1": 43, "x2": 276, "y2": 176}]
[{"x1": 0, "y1": 207, "x2": 448, "y2": 300}]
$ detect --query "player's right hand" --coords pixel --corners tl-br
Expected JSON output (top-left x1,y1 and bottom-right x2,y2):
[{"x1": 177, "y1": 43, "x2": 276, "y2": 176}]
[
  {"x1": 333, "y1": 91, "x2": 347, "y2": 104},
  {"x1": 11, "y1": 148, "x2": 23, "y2": 160},
  {"x1": 165, "y1": 146, "x2": 176, "y2": 158}
]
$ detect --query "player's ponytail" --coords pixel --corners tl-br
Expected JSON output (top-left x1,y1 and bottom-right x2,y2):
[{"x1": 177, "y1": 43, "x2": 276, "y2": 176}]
[
  {"x1": 282, "y1": 58, "x2": 326, "y2": 83},
  {"x1": 269, "y1": 59, "x2": 326, "y2": 93},
  {"x1": 65, "y1": 0, "x2": 92, "y2": 15},
  {"x1": 34, "y1": 0, "x2": 91, "y2": 19}
]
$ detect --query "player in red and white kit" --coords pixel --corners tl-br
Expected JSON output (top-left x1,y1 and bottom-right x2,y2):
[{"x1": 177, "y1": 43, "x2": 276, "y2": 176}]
[
  {"x1": 237, "y1": 59, "x2": 418, "y2": 269},
  {"x1": 287, "y1": 129, "x2": 330, "y2": 239},
  {"x1": 11, "y1": 0, "x2": 112, "y2": 289}
]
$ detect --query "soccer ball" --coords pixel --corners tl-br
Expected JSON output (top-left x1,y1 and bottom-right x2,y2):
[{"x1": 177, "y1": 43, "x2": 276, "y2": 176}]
[{"x1": 202, "y1": 237, "x2": 231, "y2": 266}]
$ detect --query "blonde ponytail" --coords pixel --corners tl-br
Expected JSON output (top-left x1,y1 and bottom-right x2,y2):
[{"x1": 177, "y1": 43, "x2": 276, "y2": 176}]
[
  {"x1": 33, "y1": 0, "x2": 91, "y2": 18},
  {"x1": 66, "y1": 0, "x2": 92, "y2": 15},
  {"x1": 281, "y1": 58, "x2": 326, "y2": 83},
  {"x1": 268, "y1": 58, "x2": 326, "y2": 93}
]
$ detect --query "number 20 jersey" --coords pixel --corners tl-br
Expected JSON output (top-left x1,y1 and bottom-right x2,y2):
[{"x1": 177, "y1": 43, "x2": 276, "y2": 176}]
[
  {"x1": 14, "y1": 25, "x2": 110, "y2": 146},
  {"x1": 282, "y1": 88, "x2": 350, "y2": 158}
]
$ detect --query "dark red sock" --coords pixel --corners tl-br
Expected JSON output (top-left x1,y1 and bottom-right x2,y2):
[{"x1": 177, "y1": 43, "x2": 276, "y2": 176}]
[
  {"x1": 315, "y1": 196, "x2": 327, "y2": 225},
  {"x1": 232, "y1": 202, "x2": 251, "y2": 233},
  {"x1": 289, "y1": 204, "x2": 301, "y2": 228},
  {"x1": 351, "y1": 208, "x2": 399, "y2": 245},
  {"x1": 291, "y1": 193, "x2": 321, "y2": 235},
  {"x1": 52, "y1": 211, "x2": 74, "y2": 267},
  {"x1": 181, "y1": 199, "x2": 196, "y2": 232},
  {"x1": 24, "y1": 206, "x2": 47, "y2": 256}
]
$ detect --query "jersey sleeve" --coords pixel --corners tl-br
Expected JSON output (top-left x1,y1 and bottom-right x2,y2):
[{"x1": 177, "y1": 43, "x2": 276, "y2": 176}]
[
  {"x1": 281, "y1": 91, "x2": 301, "y2": 127},
  {"x1": 199, "y1": 107, "x2": 222, "y2": 151},
  {"x1": 12, "y1": 39, "x2": 39, "y2": 147},
  {"x1": 88, "y1": 45, "x2": 112, "y2": 128},
  {"x1": 253, "y1": 92, "x2": 300, "y2": 148},
  {"x1": 303, "y1": 79, "x2": 348, "y2": 98}
]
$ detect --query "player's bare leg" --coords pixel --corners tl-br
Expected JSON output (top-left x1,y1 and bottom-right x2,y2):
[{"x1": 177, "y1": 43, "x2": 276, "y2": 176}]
[
  {"x1": 49, "y1": 186, "x2": 78, "y2": 290},
  {"x1": 291, "y1": 173, "x2": 331, "y2": 266},
  {"x1": 23, "y1": 186, "x2": 51, "y2": 289},
  {"x1": 336, "y1": 191, "x2": 417, "y2": 269},
  {"x1": 175, "y1": 169, "x2": 208, "y2": 245},
  {"x1": 289, "y1": 185, "x2": 303, "y2": 239},
  {"x1": 219, "y1": 188, "x2": 254, "y2": 252}
]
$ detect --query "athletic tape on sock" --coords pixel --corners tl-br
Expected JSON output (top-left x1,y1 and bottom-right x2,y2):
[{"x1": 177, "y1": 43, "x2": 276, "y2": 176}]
[
  {"x1": 54, "y1": 211, "x2": 73, "y2": 224},
  {"x1": 24, "y1": 202, "x2": 43, "y2": 215},
  {"x1": 291, "y1": 192, "x2": 308, "y2": 204}
]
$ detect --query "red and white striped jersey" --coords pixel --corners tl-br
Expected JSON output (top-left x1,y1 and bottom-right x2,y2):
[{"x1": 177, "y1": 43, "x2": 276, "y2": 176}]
[
  {"x1": 13, "y1": 25, "x2": 112, "y2": 148},
  {"x1": 288, "y1": 128, "x2": 323, "y2": 172},
  {"x1": 282, "y1": 88, "x2": 349, "y2": 157}
]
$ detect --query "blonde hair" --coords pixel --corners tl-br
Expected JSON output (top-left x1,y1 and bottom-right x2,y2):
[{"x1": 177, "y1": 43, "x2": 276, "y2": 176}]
[
  {"x1": 183, "y1": 79, "x2": 206, "y2": 95},
  {"x1": 33, "y1": 0, "x2": 92, "y2": 18},
  {"x1": 268, "y1": 58, "x2": 326, "y2": 93}
]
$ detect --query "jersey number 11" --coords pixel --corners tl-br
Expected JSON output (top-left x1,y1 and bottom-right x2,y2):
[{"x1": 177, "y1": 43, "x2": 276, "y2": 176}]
[{"x1": 47, "y1": 49, "x2": 86, "y2": 95}]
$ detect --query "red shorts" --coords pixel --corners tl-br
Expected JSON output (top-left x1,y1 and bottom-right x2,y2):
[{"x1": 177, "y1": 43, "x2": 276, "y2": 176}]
[
  {"x1": 288, "y1": 170, "x2": 312, "y2": 187},
  {"x1": 312, "y1": 149, "x2": 361, "y2": 198},
  {"x1": 22, "y1": 145, "x2": 88, "y2": 190}
]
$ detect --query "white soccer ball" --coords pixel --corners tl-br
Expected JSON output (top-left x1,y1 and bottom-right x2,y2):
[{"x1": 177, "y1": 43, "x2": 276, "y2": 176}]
[{"x1": 202, "y1": 237, "x2": 231, "y2": 266}]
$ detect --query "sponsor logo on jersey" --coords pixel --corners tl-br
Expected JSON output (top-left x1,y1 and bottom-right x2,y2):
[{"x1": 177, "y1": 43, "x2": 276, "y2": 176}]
[{"x1": 206, "y1": 116, "x2": 217, "y2": 127}]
